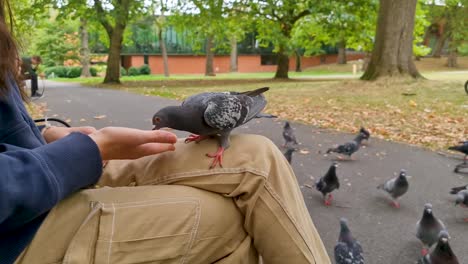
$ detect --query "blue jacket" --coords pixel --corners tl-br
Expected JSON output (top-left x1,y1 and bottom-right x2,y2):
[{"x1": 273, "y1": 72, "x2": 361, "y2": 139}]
[{"x1": 0, "y1": 79, "x2": 103, "y2": 263}]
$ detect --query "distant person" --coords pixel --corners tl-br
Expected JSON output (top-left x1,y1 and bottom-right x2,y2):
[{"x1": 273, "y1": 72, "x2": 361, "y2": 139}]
[{"x1": 21, "y1": 55, "x2": 42, "y2": 97}]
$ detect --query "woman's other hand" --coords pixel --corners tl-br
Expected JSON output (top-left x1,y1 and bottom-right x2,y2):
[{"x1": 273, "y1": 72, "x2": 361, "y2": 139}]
[{"x1": 43, "y1": 126, "x2": 96, "y2": 143}]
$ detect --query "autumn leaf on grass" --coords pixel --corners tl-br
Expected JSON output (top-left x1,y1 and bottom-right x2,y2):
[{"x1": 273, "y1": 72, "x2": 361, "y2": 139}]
[
  {"x1": 94, "y1": 115, "x2": 107, "y2": 120},
  {"x1": 409, "y1": 100, "x2": 417, "y2": 107}
]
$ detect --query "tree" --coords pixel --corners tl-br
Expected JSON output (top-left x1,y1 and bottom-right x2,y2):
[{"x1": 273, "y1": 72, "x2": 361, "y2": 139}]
[
  {"x1": 155, "y1": 1, "x2": 170, "y2": 77},
  {"x1": 172, "y1": 0, "x2": 229, "y2": 76},
  {"x1": 79, "y1": 18, "x2": 91, "y2": 77},
  {"x1": 249, "y1": 0, "x2": 317, "y2": 79},
  {"x1": 361, "y1": 0, "x2": 422, "y2": 80}
]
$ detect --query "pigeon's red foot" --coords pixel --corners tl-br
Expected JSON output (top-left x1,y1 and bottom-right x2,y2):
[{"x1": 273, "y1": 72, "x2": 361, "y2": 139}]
[
  {"x1": 391, "y1": 201, "x2": 400, "y2": 209},
  {"x1": 206, "y1": 147, "x2": 225, "y2": 169},
  {"x1": 463, "y1": 218, "x2": 468, "y2": 222},
  {"x1": 185, "y1": 134, "x2": 207, "y2": 144},
  {"x1": 324, "y1": 194, "x2": 333, "y2": 206},
  {"x1": 421, "y1": 248, "x2": 429, "y2": 256}
]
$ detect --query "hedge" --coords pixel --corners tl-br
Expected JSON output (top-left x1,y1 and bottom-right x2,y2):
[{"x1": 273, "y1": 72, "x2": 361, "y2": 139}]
[{"x1": 45, "y1": 66, "x2": 98, "y2": 78}]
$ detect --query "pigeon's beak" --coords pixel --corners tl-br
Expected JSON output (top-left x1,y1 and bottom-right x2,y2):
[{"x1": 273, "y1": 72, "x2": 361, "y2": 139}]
[{"x1": 152, "y1": 126, "x2": 158, "y2": 130}]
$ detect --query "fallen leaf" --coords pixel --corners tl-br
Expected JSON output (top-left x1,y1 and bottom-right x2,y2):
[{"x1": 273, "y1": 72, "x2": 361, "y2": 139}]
[
  {"x1": 79, "y1": 118, "x2": 86, "y2": 122},
  {"x1": 94, "y1": 115, "x2": 107, "y2": 120},
  {"x1": 304, "y1": 184, "x2": 313, "y2": 189},
  {"x1": 299, "y1": 149, "x2": 310, "y2": 155}
]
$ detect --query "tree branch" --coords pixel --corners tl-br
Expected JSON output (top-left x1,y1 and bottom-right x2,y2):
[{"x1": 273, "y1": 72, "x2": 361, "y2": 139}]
[{"x1": 93, "y1": 0, "x2": 113, "y2": 35}]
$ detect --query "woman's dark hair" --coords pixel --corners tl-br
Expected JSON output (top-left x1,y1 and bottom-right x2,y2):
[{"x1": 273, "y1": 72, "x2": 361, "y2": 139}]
[{"x1": 0, "y1": 0, "x2": 27, "y2": 100}]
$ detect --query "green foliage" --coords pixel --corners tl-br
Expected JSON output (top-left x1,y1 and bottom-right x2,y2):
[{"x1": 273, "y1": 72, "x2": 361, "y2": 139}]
[
  {"x1": 128, "y1": 67, "x2": 140, "y2": 76},
  {"x1": 27, "y1": 19, "x2": 80, "y2": 66},
  {"x1": 139, "y1": 64, "x2": 151, "y2": 75},
  {"x1": 120, "y1": 67, "x2": 128, "y2": 76},
  {"x1": 414, "y1": 1, "x2": 432, "y2": 57},
  {"x1": 89, "y1": 67, "x2": 98, "y2": 77},
  {"x1": 458, "y1": 42, "x2": 468, "y2": 55},
  {"x1": 44, "y1": 66, "x2": 98, "y2": 78}
]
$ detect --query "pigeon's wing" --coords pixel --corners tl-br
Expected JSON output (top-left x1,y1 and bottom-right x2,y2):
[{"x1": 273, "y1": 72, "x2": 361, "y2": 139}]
[
  {"x1": 335, "y1": 242, "x2": 364, "y2": 264},
  {"x1": 383, "y1": 178, "x2": 396, "y2": 193},
  {"x1": 316, "y1": 178, "x2": 326, "y2": 192},
  {"x1": 283, "y1": 127, "x2": 297, "y2": 143},
  {"x1": 203, "y1": 95, "x2": 247, "y2": 130}
]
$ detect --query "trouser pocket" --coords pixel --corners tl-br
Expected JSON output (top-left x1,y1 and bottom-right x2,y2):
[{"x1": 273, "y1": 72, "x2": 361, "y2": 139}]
[{"x1": 64, "y1": 198, "x2": 201, "y2": 264}]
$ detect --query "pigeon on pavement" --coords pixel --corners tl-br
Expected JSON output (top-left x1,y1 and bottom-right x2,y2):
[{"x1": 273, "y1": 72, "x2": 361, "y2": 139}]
[
  {"x1": 454, "y1": 190, "x2": 468, "y2": 222},
  {"x1": 326, "y1": 133, "x2": 366, "y2": 160},
  {"x1": 334, "y1": 218, "x2": 365, "y2": 264},
  {"x1": 377, "y1": 169, "x2": 409, "y2": 208},
  {"x1": 419, "y1": 231, "x2": 459, "y2": 264},
  {"x1": 448, "y1": 141, "x2": 468, "y2": 163},
  {"x1": 416, "y1": 203, "x2": 447, "y2": 256},
  {"x1": 316, "y1": 162, "x2": 340, "y2": 206},
  {"x1": 282, "y1": 121, "x2": 298, "y2": 147},
  {"x1": 152, "y1": 87, "x2": 269, "y2": 168},
  {"x1": 283, "y1": 147, "x2": 297, "y2": 164},
  {"x1": 359, "y1": 127, "x2": 371, "y2": 141},
  {"x1": 450, "y1": 184, "x2": 468, "y2": 194}
]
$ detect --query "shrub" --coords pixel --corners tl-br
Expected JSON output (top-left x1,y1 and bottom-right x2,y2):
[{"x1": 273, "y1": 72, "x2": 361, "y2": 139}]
[
  {"x1": 120, "y1": 67, "x2": 127, "y2": 76},
  {"x1": 128, "y1": 66, "x2": 139, "y2": 76},
  {"x1": 44, "y1": 66, "x2": 68, "y2": 78},
  {"x1": 90, "y1": 67, "x2": 98, "y2": 77},
  {"x1": 138, "y1": 64, "x2": 151, "y2": 75},
  {"x1": 66, "y1": 66, "x2": 82, "y2": 78}
]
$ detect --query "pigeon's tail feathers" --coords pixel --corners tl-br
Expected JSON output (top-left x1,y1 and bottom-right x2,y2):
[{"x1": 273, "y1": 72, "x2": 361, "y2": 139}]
[
  {"x1": 240, "y1": 87, "x2": 269, "y2": 97},
  {"x1": 450, "y1": 185, "x2": 467, "y2": 194},
  {"x1": 244, "y1": 93, "x2": 268, "y2": 123}
]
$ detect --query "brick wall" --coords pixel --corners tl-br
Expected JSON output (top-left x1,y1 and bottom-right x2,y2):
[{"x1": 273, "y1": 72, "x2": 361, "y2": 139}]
[{"x1": 123, "y1": 53, "x2": 365, "y2": 74}]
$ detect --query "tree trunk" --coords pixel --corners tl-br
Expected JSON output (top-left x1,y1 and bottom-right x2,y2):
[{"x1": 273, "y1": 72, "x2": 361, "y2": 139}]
[
  {"x1": 432, "y1": 32, "x2": 447, "y2": 58},
  {"x1": 361, "y1": 0, "x2": 422, "y2": 80},
  {"x1": 337, "y1": 40, "x2": 347, "y2": 64},
  {"x1": 229, "y1": 37, "x2": 238, "y2": 72},
  {"x1": 362, "y1": 52, "x2": 371, "y2": 71},
  {"x1": 295, "y1": 49, "x2": 302, "y2": 72},
  {"x1": 447, "y1": 38, "x2": 458, "y2": 68},
  {"x1": 104, "y1": 26, "x2": 124, "y2": 84},
  {"x1": 275, "y1": 47, "x2": 289, "y2": 79},
  {"x1": 79, "y1": 18, "x2": 91, "y2": 77},
  {"x1": 158, "y1": 24, "x2": 170, "y2": 77},
  {"x1": 205, "y1": 36, "x2": 215, "y2": 76}
]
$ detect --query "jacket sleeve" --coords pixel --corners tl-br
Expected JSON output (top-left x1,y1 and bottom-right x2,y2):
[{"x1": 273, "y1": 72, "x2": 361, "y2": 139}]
[{"x1": 0, "y1": 132, "x2": 102, "y2": 232}]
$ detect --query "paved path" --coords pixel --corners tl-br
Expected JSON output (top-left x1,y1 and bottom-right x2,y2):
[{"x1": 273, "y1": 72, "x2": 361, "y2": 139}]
[{"x1": 36, "y1": 80, "x2": 467, "y2": 263}]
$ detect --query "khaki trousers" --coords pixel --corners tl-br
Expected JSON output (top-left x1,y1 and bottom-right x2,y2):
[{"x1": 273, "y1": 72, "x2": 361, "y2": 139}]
[{"x1": 16, "y1": 135, "x2": 330, "y2": 264}]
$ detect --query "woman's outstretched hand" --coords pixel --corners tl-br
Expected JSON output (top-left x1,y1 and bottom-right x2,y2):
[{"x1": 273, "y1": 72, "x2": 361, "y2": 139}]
[{"x1": 88, "y1": 127, "x2": 177, "y2": 160}]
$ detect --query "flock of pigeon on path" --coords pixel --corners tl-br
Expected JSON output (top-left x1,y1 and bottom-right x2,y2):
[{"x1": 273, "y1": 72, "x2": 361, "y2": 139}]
[{"x1": 151, "y1": 87, "x2": 468, "y2": 264}]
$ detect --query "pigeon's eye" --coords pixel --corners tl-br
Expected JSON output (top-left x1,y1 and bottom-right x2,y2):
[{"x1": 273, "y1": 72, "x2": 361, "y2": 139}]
[{"x1": 154, "y1": 117, "x2": 161, "y2": 123}]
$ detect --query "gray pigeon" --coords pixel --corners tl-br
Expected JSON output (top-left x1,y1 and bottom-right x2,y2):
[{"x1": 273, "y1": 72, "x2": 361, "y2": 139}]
[
  {"x1": 282, "y1": 121, "x2": 298, "y2": 147},
  {"x1": 454, "y1": 190, "x2": 468, "y2": 222},
  {"x1": 416, "y1": 203, "x2": 447, "y2": 256},
  {"x1": 283, "y1": 147, "x2": 297, "y2": 164},
  {"x1": 419, "y1": 231, "x2": 459, "y2": 264},
  {"x1": 152, "y1": 87, "x2": 269, "y2": 168},
  {"x1": 377, "y1": 169, "x2": 409, "y2": 208},
  {"x1": 315, "y1": 162, "x2": 340, "y2": 206},
  {"x1": 334, "y1": 218, "x2": 365, "y2": 264},
  {"x1": 326, "y1": 133, "x2": 366, "y2": 159}
]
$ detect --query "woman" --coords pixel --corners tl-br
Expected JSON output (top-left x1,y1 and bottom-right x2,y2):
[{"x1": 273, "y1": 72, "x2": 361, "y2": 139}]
[{"x1": 0, "y1": 2, "x2": 330, "y2": 263}]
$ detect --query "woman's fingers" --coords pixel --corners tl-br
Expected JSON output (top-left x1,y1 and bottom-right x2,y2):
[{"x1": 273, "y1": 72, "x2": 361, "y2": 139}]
[{"x1": 133, "y1": 143, "x2": 176, "y2": 158}]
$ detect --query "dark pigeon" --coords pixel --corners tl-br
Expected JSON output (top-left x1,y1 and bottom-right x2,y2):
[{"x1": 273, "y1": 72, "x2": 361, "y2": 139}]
[
  {"x1": 377, "y1": 169, "x2": 409, "y2": 208},
  {"x1": 334, "y1": 218, "x2": 365, "y2": 264},
  {"x1": 454, "y1": 190, "x2": 468, "y2": 222},
  {"x1": 315, "y1": 162, "x2": 340, "y2": 206},
  {"x1": 359, "y1": 127, "x2": 371, "y2": 141},
  {"x1": 283, "y1": 147, "x2": 297, "y2": 164},
  {"x1": 326, "y1": 133, "x2": 366, "y2": 159},
  {"x1": 419, "y1": 231, "x2": 459, "y2": 264},
  {"x1": 282, "y1": 121, "x2": 298, "y2": 147},
  {"x1": 448, "y1": 141, "x2": 468, "y2": 163},
  {"x1": 152, "y1": 87, "x2": 269, "y2": 168},
  {"x1": 416, "y1": 203, "x2": 447, "y2": 256},
  {"x1": 450, "y1": 184, "x2": 467, "y2": 194}
]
